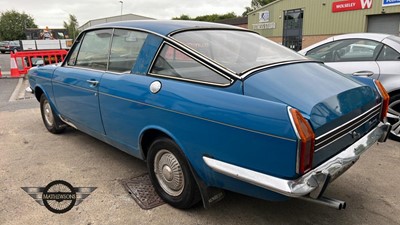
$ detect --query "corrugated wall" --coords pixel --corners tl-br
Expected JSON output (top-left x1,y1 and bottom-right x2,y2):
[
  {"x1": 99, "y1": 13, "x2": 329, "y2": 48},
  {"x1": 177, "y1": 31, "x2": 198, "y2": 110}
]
[{"x1": 249, "y1": 0, "x2": 400, "y2": 37}]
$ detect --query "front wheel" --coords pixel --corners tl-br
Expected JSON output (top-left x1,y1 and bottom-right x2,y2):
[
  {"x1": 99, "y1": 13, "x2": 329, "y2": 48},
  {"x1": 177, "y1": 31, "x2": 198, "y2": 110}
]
[
  {"x1": 387, "y1": 93, "x2": 400, "y2": 141},
  {"x1": 40, "y1": 94, "x2": 66, "y2": 134},
  {"x1": 147, "y1": 138, "x2": 200, "y2": 209}
]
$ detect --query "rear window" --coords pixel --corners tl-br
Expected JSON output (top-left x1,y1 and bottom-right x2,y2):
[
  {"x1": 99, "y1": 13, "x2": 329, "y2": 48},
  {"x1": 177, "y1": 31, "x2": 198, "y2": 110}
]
[{"x1": 172, "y1": 30, "x2": 304, "y2": 74}]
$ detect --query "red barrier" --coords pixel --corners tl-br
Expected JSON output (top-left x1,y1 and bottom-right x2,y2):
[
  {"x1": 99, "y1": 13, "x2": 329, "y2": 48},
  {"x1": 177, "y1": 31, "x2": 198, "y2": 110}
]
[{"x1": 10, "y1": 50, "x2": 68, "y2": 77}]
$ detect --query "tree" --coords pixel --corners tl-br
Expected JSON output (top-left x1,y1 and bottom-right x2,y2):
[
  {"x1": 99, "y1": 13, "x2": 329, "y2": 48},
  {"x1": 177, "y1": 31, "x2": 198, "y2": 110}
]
[
  {"x1": 63, "y1": 14, "x2": 79, "y2": 41},
  {"x1": 0, "y1": 10, "x2": 37, "y2": 41},
  {"x1": 242, "y1": 0, "x2": 277, "y2": 16},
  {"x1": 173, "y1": 12, "x2": 238, "y2": 22}
]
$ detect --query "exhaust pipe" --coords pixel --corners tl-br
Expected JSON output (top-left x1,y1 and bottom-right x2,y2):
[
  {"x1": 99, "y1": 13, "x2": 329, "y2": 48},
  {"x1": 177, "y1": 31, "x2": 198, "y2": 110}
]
[{"x1": 300, "y1": 196, "x2": 347, "y2": 210}]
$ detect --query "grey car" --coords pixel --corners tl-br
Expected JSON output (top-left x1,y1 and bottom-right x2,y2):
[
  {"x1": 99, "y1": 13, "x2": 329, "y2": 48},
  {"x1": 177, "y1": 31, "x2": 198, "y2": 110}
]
[
  {"x1": 0, "y1": 40, "x2": 21, "y2": 53},
  {"x1": 299, "y1": 33, "x2": 400, "y2": 141}
]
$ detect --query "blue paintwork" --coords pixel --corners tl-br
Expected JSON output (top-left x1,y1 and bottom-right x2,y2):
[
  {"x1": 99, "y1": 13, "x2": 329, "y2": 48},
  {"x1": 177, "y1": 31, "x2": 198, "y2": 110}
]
[{"x1": 27, "y1": 21, "x2": 384, "y2": 203}]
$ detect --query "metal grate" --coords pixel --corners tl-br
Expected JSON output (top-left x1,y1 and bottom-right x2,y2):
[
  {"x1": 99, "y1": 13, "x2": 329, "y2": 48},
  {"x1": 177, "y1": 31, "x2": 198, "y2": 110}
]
[{"x1": 121, "y1": 173, "x2": 165, "y2": 210}]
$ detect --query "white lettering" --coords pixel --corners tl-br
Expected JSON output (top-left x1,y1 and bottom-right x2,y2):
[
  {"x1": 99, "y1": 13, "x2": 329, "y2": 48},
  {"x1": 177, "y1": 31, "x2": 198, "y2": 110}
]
[{"x1": 360, "y1": 0, "x2": 372, "y2": 8}]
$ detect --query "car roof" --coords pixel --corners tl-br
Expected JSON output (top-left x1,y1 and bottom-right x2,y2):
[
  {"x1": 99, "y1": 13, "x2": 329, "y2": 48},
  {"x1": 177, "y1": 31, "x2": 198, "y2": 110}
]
[
  {"x1": 89, "y1": 20, "x2": 244, "y2": 36},
  {"x1": 332, "y1": 33, "x2": 394, "y2": 42}
]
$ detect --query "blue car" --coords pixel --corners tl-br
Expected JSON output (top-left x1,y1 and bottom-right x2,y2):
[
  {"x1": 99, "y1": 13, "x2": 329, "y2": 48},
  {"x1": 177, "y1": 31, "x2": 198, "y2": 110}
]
[{"x1": 27, "y1": 20, "x2": 390, "y2": 210}]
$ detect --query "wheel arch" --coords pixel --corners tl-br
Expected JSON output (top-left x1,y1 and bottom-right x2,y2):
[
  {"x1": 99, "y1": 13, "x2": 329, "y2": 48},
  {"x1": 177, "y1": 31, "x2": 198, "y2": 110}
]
[{"x1": 139, "y1": 126, "x2": 223, "y2": 208}]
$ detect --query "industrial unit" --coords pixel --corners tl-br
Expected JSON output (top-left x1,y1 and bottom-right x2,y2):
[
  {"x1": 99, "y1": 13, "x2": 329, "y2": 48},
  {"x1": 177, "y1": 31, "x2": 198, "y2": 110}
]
[{"x1": 248, "y1": 0, "x2": 400, "y2": 50}]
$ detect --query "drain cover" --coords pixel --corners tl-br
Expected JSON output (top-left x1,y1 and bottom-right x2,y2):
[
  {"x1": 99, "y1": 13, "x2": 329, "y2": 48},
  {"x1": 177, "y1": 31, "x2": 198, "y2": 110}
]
[{"x1": 122, "y1": 173, "x2": 165, "y2": 210}]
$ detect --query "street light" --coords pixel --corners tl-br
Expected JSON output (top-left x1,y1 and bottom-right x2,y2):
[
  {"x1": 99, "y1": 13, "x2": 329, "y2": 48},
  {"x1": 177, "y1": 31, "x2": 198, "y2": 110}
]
[{"x1": 119, "y1": 1, "x2": 123, "y2": 16}]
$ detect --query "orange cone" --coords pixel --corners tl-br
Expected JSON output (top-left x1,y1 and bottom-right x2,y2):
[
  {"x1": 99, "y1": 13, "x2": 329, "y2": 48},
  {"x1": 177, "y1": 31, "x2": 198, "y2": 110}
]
[{"x1": 10, "y1": 53, "x2": 20, "y2": 77}]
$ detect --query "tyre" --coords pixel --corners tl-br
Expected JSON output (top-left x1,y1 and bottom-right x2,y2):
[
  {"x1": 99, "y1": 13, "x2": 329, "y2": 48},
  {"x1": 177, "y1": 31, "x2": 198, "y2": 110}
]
[
  {"x1": 0, "y1": 51, "x2": 4, "y2": 54},
  {"x1": 387, "y1": 93, "x2": 400, "y2": 141},
  {"x1": 40, "y1": 94, "x2": 66, "y2": 134},
  {"x1": 147, "y1": 137, "x2": 200, "y2": 209}
]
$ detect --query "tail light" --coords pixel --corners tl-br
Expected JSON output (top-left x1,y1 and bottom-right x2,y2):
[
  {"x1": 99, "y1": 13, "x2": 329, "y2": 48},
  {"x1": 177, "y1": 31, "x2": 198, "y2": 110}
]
[
  {"x1": 374, "y1": 80, "x2": 389, "y2": 121},
  {"x1": 289, "y1": 108, "x2": 315, "y2": 174}
]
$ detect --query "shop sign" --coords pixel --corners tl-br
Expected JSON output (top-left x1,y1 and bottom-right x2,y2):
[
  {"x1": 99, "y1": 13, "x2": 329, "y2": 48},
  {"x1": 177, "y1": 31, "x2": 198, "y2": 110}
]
[
  {"x1": 252, "y1": 22, "x2": 276, "y2": 30},
  {"x1": 332, "y1": 0, "x2": 373, "y2": 12},
  {"x1": 382, "y1": 0, "x2": 400, "y2": 7},
  {"x1": 259, "y1": 11, "x2": 270, "y2": 22}
]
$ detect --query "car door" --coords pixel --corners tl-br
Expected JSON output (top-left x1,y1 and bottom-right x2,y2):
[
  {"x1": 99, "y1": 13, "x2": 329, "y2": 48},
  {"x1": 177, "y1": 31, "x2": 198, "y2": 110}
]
[
  {"x1": 375, "y1": 44, "x2": 400, "y2": 93},
  {"x1": 52, "y1": 29, "x2": 113, "y2": 135},
  {"x1": 305, "y1": 39, "x2": 382, "y2": 80}
]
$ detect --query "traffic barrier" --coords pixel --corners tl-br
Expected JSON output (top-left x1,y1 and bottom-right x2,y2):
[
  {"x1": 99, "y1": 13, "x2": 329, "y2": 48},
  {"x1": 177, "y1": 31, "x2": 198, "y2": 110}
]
[
  {"x1": 10, "y1": 50, "x2": 68, "y2": 77},
  {"x1": 0, "y1": 66, "x2": 2, "y2": 78}
]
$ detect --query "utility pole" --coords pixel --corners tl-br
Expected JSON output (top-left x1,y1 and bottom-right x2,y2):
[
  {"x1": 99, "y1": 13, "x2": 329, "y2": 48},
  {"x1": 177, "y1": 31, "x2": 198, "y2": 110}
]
[{"x1": 119, "y1": 1, "x2": 123, "y2": 17}]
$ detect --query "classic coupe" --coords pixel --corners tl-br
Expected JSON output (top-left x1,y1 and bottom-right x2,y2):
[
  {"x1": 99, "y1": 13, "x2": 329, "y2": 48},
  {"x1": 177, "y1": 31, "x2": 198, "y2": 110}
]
[{"x1": 27, "y1": 20, "x2": 390, "y2": 210}]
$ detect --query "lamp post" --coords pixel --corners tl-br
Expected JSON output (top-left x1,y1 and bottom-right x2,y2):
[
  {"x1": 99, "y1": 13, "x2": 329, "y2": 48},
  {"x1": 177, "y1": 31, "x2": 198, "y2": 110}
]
[{"x1": 119, "y1": 1, "x2": 123, "y2": 16}]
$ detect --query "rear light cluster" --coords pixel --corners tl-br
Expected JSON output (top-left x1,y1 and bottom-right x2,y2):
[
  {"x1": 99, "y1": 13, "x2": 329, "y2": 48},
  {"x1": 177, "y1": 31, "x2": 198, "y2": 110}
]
[
  {"x1": 289, "y1": 108, "x2": 315, "y2": 175},
  {"x1": 374, "y1": 80, "x2": 389, "y2": 121}
]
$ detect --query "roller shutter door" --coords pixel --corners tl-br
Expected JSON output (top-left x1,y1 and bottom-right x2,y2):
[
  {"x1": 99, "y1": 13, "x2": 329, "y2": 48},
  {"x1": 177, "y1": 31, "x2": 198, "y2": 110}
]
[{"x1": 367, "y1": 14, "x2": 400, "y2": 36}]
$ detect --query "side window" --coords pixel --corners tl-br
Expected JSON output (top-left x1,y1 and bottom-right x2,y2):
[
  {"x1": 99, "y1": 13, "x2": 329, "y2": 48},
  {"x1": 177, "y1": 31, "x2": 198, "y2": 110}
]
[
  {"x1": 150, "y1": 45, "x2": 230, "y2": 85},
  {"x1": 66, "y1": 40, "x2": 81, "y2": 66},
  {"x1": 377, "y1": 45, "x2": 400, "y2": 61},
  {"x1": 108, "y1": 29, "x2": 148, "y2": 73},
  {"x1": 75, "y1": 29, "x2": 112, "y2": 71},
  {"x1": 306, "y1": 39, "x2": 382, "y2": 62}
]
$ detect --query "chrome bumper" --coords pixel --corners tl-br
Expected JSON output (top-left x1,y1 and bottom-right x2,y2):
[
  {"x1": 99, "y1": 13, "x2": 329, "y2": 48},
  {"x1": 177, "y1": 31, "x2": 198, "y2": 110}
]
[{"x1": 203, "y1": 122, "x2": 391, "y2": 198}]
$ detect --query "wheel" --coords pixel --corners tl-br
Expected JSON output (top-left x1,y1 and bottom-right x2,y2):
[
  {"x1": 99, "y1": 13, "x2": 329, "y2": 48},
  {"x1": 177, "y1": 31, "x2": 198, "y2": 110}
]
[
  {"x1": 147, "y1": 138, "x2": 200, "y2": 209},
  {"x1": 387, "y1": 93, "x2": 400, "y2": 141},
  {"x1": 40, "y1": 94, "x2": 66, "y2": 134},
  {"x1": 0, "y1": 51, "x2": 4, "y2": 54}
]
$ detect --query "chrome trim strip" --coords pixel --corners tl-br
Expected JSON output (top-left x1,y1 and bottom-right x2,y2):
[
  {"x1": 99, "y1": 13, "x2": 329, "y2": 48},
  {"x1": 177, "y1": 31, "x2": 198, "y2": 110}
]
[
  {"x1": 204, "y1": 122, "x2": 390, "y2": 198},
  {"x1": 315, "y1": 106, "x2": 380, "y2": 151},
  {"x1": 52, "y1": 80, "x2": 98, "y2": 93},
  {"x1": 287, "y1": 106, "x2": 301, "y2": 174},
  {"x1": 99, "y1": 91, "x2": 296, "y2": 142},
  {"x1": 315, "y1": 104, "x2": 381, "y2": 142}
]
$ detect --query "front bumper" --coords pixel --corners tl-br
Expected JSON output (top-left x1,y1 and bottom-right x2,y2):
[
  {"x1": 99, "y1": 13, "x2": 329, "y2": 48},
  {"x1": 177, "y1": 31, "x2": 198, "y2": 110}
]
[{"x1": 203, "y1": 122, "x2": 390, "y2": 198}]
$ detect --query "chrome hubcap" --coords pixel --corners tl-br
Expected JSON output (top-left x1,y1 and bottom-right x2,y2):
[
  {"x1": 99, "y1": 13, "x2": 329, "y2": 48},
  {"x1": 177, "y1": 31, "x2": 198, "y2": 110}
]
[
  {"x1": 388, "y1": 99, "x2": 400, "y2": 138},
  {"x1": 43, "y1": 100, "x2": 54, "y2": 126},
  {"x1": 154, "y1": 149, "x2": 184, "y2": 196}
]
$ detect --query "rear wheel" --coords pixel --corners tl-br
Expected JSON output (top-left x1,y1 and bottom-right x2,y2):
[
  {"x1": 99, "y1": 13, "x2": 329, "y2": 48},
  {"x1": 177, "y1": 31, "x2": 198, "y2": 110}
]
[
  {"x1": 40, "y1": 94, "x2": 66, "y2": 134},
  {"x1": 147, "y1": 137, "x2": 200, "y2": 209},
  {"x1": 387, "y1": 93, "x2": 400, "y2": 141}
]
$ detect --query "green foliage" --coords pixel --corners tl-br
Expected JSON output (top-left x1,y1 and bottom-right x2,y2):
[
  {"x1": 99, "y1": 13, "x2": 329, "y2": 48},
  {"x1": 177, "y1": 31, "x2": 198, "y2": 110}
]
[
  {"x1": 243, "y1": 0, "x2": 277, "y2": 16},
  {"x1": 63, "y1": 14, "x2": 79, "y2": 41},
  {"x1": 172, "y1": 12, "x2": 238, "y2": 22},
  {"x1": 0, "y1": 10, "x2": 37, "y2": 41}
]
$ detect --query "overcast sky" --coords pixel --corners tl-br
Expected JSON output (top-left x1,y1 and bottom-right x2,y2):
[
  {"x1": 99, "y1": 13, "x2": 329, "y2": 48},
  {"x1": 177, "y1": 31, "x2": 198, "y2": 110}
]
[{"x1": 2, "y1": 0, "x2": 251, "y2": 28}]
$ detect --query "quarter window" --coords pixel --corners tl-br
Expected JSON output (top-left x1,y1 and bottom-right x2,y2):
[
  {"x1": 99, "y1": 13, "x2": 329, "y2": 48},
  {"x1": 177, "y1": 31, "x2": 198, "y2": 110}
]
[
  {"x1": 108, "y1": 29, "x2": 148, "y2": 73},
  {"x1": 151, "y1": 45, "x2": 230, "y2": 85},
  {"x1": 75, "y1": 29, "x2": 112, "y2": 70},
  {"x1": 377, "y1": 45, "x2": 400, "y2": 61}
]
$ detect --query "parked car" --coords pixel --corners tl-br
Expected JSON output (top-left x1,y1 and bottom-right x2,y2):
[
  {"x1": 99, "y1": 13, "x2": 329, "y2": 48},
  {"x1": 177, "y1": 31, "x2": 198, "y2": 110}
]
[
  {"x1": 299, "y1": 33, "x2": 400, "y2": 140},
  {"x1": 27, "y1": 21, "x2": 390, "y2": 210},
  {"x1": 0, "y1": 40, "x2": 21, "y2": 53}
]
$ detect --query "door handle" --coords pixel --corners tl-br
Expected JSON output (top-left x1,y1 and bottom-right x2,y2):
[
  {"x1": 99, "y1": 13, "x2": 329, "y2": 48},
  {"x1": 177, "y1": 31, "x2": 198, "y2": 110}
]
[
  {"x1": 86, "y1": 80, "x2": 99, "y2": 86},
  {"x1": 352, "y1": 71, "x2": 374, "y2": 77}
]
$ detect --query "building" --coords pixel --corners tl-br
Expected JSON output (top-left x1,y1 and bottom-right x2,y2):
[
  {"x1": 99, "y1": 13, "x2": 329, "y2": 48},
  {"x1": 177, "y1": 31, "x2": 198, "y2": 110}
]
[
  {"x1": 79, "y1": 14, "x2": 155, "y2": 31},
  {"x1": 216, "y1": 17, "x2": 248, "y2": 28},
  {"x1": 248, "y1": 0, "x2": 400, "y2": 50}
]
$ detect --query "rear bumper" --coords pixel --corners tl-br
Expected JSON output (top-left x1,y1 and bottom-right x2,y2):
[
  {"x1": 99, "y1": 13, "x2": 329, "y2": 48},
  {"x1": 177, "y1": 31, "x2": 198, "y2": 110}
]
[{"x1": 203, "y1": 122, "x2": 390, "y2": 198}]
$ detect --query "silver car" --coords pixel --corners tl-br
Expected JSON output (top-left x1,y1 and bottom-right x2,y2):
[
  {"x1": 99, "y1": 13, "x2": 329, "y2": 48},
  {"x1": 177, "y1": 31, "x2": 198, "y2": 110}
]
[{"x1": 299, "y1": 33, "x2": 400, "y2": 141}]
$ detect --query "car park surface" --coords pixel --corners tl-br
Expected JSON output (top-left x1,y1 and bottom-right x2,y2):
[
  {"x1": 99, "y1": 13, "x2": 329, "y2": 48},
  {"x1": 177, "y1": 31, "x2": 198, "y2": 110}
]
[
  {"x1": 0, "y1": 107, "x2": 399, "y2": 224},
  {"x1": 27, "y1": 20, "x2": 391, "y2": 210},
  {"x1": 299, "y1": 33, "x2": 400, "y2": 141}
]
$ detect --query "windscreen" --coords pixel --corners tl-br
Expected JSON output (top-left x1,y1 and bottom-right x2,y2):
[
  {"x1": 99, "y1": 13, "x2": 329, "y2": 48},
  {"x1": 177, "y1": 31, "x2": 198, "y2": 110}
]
[{"x1": 172, "y1": 30, "x2": 305, "y2": 74}]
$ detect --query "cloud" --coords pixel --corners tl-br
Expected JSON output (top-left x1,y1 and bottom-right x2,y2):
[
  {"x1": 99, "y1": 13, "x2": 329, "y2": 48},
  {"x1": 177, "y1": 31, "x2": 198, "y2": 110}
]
[{"x1": 1, "y1": 0, "x2": 249, "y2": 28}]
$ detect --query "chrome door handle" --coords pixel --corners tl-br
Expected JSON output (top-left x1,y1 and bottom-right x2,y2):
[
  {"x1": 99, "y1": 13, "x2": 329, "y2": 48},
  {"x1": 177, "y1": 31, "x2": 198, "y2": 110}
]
[
  {"x1": 86, "y1": 80, "x2": 99, "y2": 86},
  {"x1": 352, "y1": 71, "x2": 374, "y2": 77}
]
